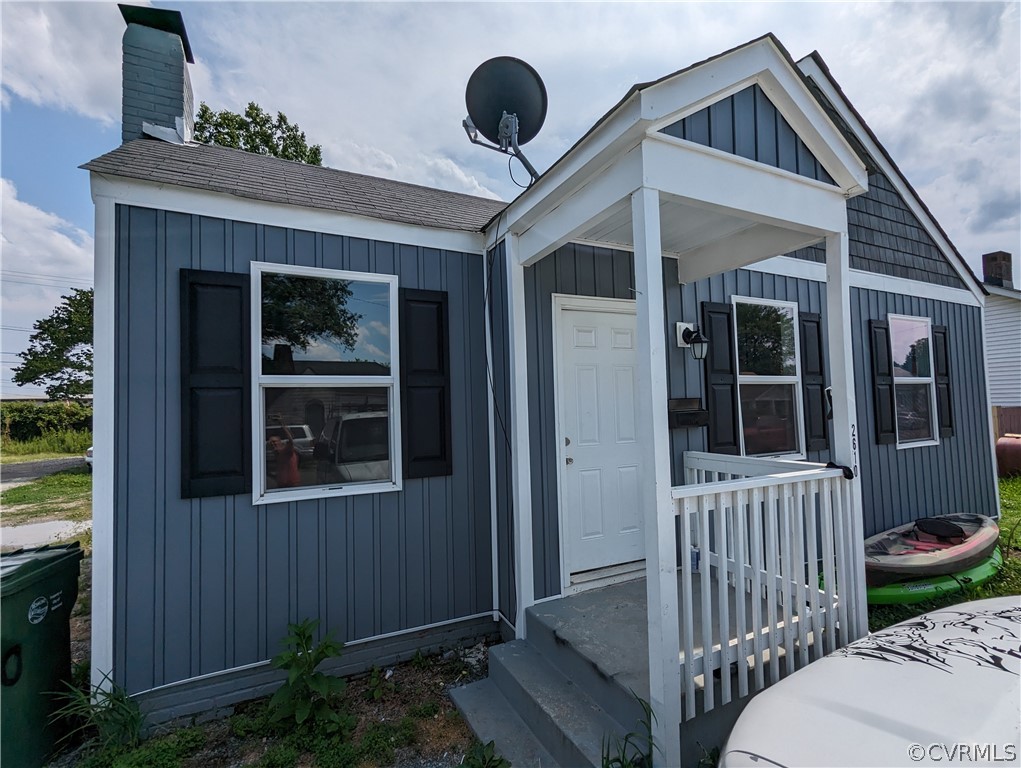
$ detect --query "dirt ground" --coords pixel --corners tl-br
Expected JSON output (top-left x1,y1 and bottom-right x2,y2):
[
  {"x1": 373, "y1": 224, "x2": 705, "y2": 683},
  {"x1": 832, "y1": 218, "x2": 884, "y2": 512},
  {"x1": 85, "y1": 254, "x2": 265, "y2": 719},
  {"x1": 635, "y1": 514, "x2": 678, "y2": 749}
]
[{"x1": 54, "y1": 559, "x2": 486, "y2": 767}]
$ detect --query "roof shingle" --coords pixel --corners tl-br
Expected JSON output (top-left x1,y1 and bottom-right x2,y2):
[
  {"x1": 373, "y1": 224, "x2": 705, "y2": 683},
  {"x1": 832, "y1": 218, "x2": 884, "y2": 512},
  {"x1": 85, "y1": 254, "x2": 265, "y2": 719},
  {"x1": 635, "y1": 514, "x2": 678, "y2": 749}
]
[{"x1": 82, "y1": 139, "x2": 508, "y2": 233}]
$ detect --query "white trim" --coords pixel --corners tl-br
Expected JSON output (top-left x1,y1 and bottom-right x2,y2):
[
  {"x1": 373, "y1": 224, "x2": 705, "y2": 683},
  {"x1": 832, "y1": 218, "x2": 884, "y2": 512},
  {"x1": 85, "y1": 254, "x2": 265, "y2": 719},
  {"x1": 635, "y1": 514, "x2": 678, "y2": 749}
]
[
  {"x1": 649, "y1": 131, "x2": 841, "y2": 195},
  {"x1": 887, "y1": 314, "x2": 940, "y2": 450},
  {"x1": 90, "y1": 192, "x2": 116, "y2": 690},
  {"x1": 797, "y1": 57, "x2": 985, "y2": 304},
  {"x1": 504, "y1": 235, "x2": 535, "y2": 638},
  {"x1": 88, "y1": 174, "x2": 487, "y2": 256},
  {"x1": 250, "y1": 263, "x2": 402, "y2": 505},
  {"x1": 551, "y1": 293, "x2": 638, "y2": 592},
  {"x1": 484, "y1": 249, "x2": 501, "y2": 622},
  {"x1": 731, "y1": 296, "x2": 806, "y2": 459},
  {"x1": 131, "y1": 610, "x2": 497, "y2": 698},
  {"x1": 849, "y1": 269, "x2": 981, "y2": 308},
  {"x1": 981, "y1": 303, "x2": 1003, "y2": 515},
  {"x1": 823, "y1": 231, "x2": 868, "y2": 640},
  {"x1": 739, "y1": 256, "x2": 982, "y2": 307},
  {"x1": 563, "y1": 560, "x2": 646, "y2": 596},
  {"x1": 631, "y1": 187, "x2": 683, "y2": 767}
]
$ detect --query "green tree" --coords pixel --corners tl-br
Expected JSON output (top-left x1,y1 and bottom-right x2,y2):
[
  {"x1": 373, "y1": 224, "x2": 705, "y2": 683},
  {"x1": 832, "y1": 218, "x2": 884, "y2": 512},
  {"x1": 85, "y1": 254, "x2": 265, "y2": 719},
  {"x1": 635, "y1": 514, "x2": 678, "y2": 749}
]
[
  {"x1": 12, "y1": 288, "x2": 93, "y2": 400},
  {"x1": 193, "y1": 101, "x2": 323, "y2": 165},
  {"x1": 736, "y1": 303, "x2": 796, "y2": 376}
]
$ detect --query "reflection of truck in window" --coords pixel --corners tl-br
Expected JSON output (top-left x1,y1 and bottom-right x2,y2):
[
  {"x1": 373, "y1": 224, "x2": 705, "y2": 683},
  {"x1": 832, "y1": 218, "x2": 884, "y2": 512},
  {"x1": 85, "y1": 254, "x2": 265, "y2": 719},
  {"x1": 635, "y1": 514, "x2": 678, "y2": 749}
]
[{"x1": 316, "y1": 413, "x2": 390, "y2": 483}]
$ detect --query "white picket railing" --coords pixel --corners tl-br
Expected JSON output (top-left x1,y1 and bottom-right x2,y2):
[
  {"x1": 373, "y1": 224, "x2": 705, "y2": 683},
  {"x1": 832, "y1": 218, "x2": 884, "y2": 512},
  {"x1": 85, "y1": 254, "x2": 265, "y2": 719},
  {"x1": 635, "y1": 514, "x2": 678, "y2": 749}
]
[{"x1": 667, "y1": 451, "x2": 863, "y2": 721}]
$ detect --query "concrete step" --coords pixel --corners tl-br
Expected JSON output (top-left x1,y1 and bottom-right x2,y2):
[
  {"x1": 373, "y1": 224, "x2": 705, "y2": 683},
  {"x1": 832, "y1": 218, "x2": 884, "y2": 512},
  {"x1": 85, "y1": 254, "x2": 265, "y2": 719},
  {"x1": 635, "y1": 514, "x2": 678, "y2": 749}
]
[
  {"x1": 526, "y1": 603, "x2": 648, "y2": 732},
  {"x1": 449, "y1": 678, "x2": 560, "y2": 768},
  {"x1": 489, "y1": 640, "x2": 629, "y2": 768}
]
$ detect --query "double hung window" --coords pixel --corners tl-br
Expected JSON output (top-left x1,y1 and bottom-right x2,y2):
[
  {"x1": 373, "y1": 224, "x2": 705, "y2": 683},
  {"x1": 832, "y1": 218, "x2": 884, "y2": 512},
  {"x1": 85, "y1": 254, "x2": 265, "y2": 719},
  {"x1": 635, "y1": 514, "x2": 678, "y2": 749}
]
[
  {"x1": 732, "y1": 297, "x2": 804, "y2": 457},
  {"x1": 888, "y1": 314, "x2": 937, "y2": 446},
  {"x1": 252, "y1": 263, "x2": 400, "y2": 503}
]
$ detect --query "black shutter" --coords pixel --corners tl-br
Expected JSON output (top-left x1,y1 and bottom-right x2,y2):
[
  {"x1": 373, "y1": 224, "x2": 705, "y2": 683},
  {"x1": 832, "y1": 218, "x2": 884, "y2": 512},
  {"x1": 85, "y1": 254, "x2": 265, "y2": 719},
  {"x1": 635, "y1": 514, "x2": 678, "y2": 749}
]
[
  {"x1": 702, "y1": 302, "x2": 740, "y2": 454},
  {"x1": 400, "y1": 289, "x2": 452, "y2": 478},
  {"x1": 869, "y1": 319, "x2": 897, "y2": 445},
  {"x1": 932, "y1": 325, "x2": 954, "y2": 438},
  {"x1": 180, "y1": 269, "x2": 251, "y2": 498},
  {"x1": 799, "y1": 312, "x2": 829, "y2": 452}
]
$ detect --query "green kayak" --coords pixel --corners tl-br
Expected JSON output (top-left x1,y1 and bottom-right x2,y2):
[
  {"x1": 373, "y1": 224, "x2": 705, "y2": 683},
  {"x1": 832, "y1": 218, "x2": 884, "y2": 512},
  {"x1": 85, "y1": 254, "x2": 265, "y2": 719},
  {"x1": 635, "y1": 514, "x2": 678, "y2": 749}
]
[{"x1": 866, "y1": 548, "x2": 1004, "y2": 605}]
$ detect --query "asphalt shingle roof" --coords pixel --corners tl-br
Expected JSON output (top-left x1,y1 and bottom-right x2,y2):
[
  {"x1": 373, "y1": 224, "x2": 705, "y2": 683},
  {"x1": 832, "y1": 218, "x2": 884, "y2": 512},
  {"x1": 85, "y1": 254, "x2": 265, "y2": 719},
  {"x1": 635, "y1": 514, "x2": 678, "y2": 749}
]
[{"x1": 82, "y1": 139, "x2": 508, "y2": 233}]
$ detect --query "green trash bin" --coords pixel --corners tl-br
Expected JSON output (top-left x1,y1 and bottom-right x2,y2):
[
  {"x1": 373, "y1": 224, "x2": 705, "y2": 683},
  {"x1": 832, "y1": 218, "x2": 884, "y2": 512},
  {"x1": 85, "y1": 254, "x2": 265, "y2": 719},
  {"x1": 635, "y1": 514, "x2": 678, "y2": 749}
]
[{"x1": 1, "y1": 542, "x2": 84, "y2": 768}]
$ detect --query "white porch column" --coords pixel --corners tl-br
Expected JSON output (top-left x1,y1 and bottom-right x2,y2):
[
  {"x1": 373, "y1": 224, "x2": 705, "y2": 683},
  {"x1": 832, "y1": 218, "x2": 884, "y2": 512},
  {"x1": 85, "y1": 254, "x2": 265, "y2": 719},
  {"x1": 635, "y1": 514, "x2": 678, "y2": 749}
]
[
  {"x1": 505, "y1": 234, "x2": 535, "y2": 638},
  {"x1": 631, "y1": 187, "x2": 683, "y2": 766},
  {"x1": 824, "y1": 230, "x2": 869, "y2": 640}
]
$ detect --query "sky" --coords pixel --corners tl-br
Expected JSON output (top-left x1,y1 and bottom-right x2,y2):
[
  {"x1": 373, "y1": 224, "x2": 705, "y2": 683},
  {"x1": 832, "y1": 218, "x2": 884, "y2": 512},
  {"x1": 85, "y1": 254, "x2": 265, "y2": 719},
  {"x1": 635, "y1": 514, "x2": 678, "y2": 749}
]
[{"x1": 1, "y1": 0, "x2": 1019, "y2": 398}]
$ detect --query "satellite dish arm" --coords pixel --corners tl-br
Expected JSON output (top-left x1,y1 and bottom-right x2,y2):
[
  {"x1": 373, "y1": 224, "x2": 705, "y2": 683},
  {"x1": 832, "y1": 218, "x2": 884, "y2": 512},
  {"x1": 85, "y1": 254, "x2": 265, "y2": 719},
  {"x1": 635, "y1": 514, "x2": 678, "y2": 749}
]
[{"x1": 462, "y1": 113, "x2": 539, "y2": 186}]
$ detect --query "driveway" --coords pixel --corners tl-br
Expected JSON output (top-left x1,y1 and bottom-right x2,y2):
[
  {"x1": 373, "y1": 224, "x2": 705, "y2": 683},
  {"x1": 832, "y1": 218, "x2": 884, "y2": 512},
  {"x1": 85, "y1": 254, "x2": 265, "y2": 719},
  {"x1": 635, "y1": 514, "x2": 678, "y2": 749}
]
[{"x1": 0, "y1": 457, "x2": 85, "y2": 488}]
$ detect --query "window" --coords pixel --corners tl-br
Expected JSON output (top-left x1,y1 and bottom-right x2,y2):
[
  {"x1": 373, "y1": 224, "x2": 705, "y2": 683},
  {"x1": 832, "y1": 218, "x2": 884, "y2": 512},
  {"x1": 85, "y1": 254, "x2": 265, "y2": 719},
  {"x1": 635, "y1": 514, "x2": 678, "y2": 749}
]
[
  {"x1": 252, "y1": 263, "x2": 400, "y2": 503},
  {"x1": 733, "y1": 297, "x2": 804, "y2": 457},
  {"x1": 888, "y1": 314, "x2": 937, "y2": 446}
]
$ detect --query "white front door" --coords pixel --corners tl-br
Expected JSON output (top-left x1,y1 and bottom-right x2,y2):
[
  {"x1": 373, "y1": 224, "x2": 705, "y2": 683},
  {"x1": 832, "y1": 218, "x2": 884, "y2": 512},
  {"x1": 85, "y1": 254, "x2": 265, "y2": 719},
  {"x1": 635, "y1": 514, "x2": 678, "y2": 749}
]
[{"x1": 556, "y1": 298, "x2": 644, "y2": 578}]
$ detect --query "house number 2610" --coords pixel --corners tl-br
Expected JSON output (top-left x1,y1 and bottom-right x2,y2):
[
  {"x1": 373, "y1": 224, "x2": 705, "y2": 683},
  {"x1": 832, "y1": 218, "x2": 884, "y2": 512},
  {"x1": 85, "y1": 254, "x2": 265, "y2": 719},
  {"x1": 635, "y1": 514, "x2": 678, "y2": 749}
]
[{"x1": 851, "y1": 424, "x2": 859, "y2": 477}]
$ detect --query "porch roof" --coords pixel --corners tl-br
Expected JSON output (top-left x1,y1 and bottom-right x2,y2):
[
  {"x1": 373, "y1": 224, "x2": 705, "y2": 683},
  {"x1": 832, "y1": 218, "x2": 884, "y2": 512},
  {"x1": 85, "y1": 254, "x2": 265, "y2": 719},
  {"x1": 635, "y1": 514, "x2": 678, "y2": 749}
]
[{"x1": 489, "y1": 34, "x2": 870, "y2": 282}]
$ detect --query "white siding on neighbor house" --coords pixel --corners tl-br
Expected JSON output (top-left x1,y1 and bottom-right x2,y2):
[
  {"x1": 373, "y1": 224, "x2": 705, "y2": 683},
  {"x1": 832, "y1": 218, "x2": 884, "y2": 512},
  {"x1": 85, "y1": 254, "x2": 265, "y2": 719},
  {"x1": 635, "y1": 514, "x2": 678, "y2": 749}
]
[{"x1": 985, "y1": 292, "x2": 1021, "y2": 407}]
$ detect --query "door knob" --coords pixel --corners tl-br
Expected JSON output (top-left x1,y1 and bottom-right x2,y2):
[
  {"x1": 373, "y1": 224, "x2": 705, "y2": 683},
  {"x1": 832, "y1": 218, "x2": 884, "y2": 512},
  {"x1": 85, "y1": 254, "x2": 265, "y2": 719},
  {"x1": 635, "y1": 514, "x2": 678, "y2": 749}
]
[{"x1": 565, "y1": 457, "x2": 574, "y2": 465}]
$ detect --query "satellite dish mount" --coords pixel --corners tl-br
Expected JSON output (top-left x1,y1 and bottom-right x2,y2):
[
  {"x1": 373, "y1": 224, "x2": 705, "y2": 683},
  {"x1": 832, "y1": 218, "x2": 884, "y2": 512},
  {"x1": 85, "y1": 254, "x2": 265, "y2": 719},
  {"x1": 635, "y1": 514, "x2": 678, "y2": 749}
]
[{"x1": 463, "y1": 57, "x2": 548, "y2": 187}]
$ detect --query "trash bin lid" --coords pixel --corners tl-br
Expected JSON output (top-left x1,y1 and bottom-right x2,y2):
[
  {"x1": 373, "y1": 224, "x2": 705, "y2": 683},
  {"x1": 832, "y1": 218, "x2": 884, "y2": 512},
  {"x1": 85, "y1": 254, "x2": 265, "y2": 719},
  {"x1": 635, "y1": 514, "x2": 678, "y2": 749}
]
[{"x1": 0, "y1": 543, "x2": 83, "y2": 598}]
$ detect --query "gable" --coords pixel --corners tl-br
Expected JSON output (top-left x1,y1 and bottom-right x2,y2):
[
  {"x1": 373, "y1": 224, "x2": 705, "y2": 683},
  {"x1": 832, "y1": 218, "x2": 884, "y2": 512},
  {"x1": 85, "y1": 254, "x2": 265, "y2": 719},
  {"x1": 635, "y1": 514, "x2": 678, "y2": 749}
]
[
  {"x1": 659, "y1": 84, "x2": 835, "y2": 185},
  {"x1": 783, "y1": 169, "x2": 967, "y2": 289}
]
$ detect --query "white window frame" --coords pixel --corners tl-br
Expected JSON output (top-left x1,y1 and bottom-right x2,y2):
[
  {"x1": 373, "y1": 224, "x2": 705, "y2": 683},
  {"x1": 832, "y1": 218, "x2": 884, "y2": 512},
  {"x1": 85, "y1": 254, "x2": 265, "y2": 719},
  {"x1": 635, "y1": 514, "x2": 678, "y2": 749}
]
[
  {"x1": 731, "y1": 296, "x2": 806, "y2": 459},
  {"x1": 888, "y1": 313, "x2": 940, "y2": 450},
  {"x1": 251, "y1": 262, "x2": 402, "y2": 504}
]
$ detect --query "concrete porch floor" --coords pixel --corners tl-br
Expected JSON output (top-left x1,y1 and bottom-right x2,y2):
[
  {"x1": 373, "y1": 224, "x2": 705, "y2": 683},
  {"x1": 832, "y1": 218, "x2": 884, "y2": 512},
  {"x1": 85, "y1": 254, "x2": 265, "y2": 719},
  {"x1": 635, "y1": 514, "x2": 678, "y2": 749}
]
[{"x1": 528, "y1": 570, "x2": 789, "y2": 705}]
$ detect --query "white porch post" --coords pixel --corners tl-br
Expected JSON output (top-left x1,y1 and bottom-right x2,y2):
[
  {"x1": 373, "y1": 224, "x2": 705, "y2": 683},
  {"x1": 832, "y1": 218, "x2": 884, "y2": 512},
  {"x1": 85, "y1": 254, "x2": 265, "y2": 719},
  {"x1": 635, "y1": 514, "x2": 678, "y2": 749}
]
[
  {"x1": 631, "y1": 187, "x2": 683, "y2": 765},
  {"x1": 824, "y1": 230, "x2": 869, "y2": 640},
  {"x1": 505, "y1": 234, "x2": 535, "y2": 638}
]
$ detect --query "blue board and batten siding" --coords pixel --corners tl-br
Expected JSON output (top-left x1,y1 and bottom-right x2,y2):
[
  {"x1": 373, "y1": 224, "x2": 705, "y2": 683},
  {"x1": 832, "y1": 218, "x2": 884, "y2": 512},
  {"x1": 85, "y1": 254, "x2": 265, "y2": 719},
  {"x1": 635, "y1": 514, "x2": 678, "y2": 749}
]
[
  {"x1": 850, "y1": 288, "x2": 995, "y2": 537},
  {"x1": 523, "y1": 243, "x2": 637, "y2": 600},
  {"x1": 114, "y1": 205, "x2": 492, "y2": 695},
  {"x1": 521, "y1": 245, "x2": 994, "y2": 598},
  {"x1": 486, "y1": 242, "x2": 516, "y2": 627}
]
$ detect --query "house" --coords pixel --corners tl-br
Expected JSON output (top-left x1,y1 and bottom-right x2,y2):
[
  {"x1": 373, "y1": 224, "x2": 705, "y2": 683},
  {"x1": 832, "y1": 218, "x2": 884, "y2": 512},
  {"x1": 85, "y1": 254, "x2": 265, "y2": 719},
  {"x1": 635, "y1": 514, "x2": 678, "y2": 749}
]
[
  {"x1": 85, "y1": 6, "x2": 998, "y2": 764},
  {"x1": 981, "y1": 250, "x2": 1021, "y2": 440}
]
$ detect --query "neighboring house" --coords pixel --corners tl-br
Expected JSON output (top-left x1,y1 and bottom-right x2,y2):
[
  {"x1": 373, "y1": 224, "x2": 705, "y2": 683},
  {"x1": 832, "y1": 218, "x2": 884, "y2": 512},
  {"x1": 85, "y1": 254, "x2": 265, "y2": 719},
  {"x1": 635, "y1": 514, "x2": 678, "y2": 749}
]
[
  {"x1": 85, "y1": 7, "x2": 997, "y2": 764},
  {"x1": 982, "y1": 250, "x2": 1021, "y2": 438}
]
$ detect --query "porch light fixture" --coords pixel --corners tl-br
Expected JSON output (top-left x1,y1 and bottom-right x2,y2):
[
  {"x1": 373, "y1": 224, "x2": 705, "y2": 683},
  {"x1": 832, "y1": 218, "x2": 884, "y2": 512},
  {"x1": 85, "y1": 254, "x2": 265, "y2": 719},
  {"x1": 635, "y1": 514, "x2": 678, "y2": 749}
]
[{"x1": 676, "y1": 323, "x2": 709, "y2": 361}]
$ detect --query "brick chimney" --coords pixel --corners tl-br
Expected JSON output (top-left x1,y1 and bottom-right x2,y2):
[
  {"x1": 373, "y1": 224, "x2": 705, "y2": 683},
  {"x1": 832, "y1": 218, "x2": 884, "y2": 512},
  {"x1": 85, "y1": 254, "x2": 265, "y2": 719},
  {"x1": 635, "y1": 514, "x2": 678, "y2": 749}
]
[
  {"x1": 119, "y1": 4, "x2": 195, "y2": 144},
  {"x1": 982, "y1": 250, "x2": 1014, "y2": 289}
]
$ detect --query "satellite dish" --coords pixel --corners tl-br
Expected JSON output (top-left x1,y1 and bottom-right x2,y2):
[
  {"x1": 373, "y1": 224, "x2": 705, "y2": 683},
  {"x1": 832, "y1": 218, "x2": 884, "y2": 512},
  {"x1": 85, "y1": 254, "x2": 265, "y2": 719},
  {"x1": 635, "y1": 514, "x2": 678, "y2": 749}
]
[
  {"x1": 465, "y1": 57, "x2": 548, "y2": 147},
  {"x1": 462, "y1": 57, "x2": 547, "y2": 186}
]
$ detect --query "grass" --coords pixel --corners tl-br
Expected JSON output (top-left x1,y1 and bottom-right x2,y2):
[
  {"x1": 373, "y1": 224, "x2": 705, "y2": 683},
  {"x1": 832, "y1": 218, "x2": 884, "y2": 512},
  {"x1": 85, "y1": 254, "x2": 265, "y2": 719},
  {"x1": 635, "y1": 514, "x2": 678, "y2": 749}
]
[
  {"x1": 1, "y1": 451, "x2": 88, "y2": 465},
  {"x1": 1, "y1": 429, "x2": 91, "y2": 459},
  {"x1": 868, "y1": 474, "x2": 1021, "y2": 631},
  {"x1": 0, "y1": 467, "x2": 92, "y2": 526}
]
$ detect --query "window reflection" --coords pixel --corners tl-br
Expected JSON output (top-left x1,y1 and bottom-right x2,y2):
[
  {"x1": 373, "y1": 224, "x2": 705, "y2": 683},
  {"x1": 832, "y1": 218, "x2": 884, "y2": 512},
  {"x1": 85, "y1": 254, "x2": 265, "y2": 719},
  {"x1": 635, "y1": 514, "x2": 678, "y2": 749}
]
[{"x1": 261, "y1": 273, "x2": 391, "y2": 375}]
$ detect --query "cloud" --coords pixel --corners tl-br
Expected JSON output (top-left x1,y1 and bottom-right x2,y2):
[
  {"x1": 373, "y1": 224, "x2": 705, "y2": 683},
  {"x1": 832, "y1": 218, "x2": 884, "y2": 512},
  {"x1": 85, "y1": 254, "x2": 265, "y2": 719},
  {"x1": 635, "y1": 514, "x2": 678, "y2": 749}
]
[
  {"x1": 3, "y1": 1, "x2": 1017, "y2": 273},
  {"x1": 0, "y1": 2, "x2": 127, "y2": 123},
  {"x1": 368, "y1": 320, "x2": 388, "y2": 338},
  {"x1": 1, "y1": 179, "x2": 93, "y2": 396}
]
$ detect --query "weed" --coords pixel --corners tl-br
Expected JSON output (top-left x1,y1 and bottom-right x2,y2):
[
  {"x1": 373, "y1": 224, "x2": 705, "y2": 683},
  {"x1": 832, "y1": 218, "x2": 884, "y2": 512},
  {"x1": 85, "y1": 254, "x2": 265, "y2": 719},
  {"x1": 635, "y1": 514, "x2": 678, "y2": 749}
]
[
  {"x1": 259, "y1": 742, "x2": 300, "y2": 768},
  {"x1": 696, "y1": 742, "x2": 721, "y2": 768},
  {"x1": 365, "y1": 664, "x2": 395, "y2": 701},
  {"x1": 0, "y1": 429, "x2": 92, "y2": 456},
  {"x1": 267, "y1": 618, "x2": 348, "y2": 731},
  {"x1": 0, "y1": 466, "x2": 92, "y2": 524},
  {"x1": 463, "y1": 739, "x2": 512, "y2": 768},
  {"x1": 358, "y1": 718, "x2": 417, "y2": 764},
  {"x1": 411, "y1": 648, "x2": 431, "y2": 670},
  {"x1": 409, "y1": 699, "x2": 440, "y2": 718},
  {"x1": 52, "y1": 670, "x2": 143, "y2": 754},
  {"x1": 602, "y1": 696, "x2": 656, "y2": 768}
]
